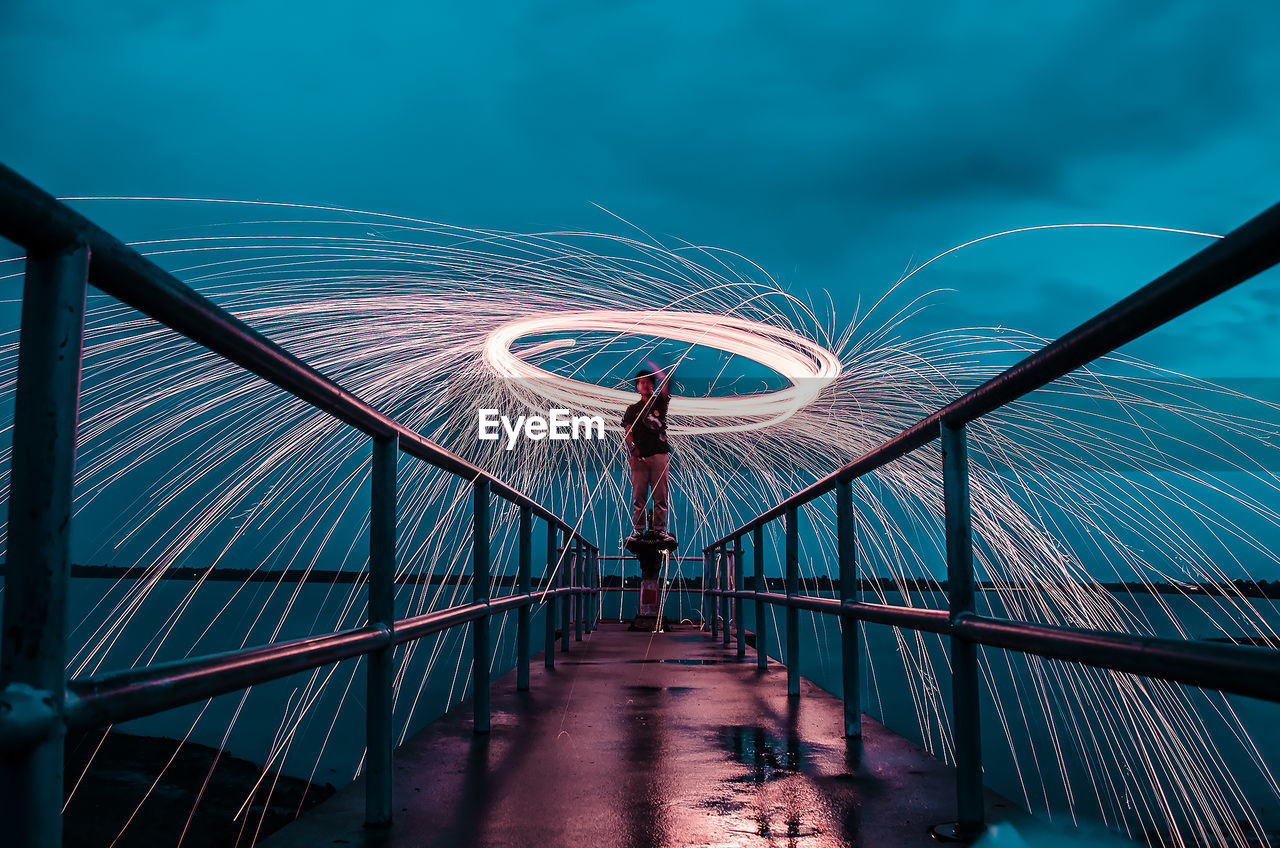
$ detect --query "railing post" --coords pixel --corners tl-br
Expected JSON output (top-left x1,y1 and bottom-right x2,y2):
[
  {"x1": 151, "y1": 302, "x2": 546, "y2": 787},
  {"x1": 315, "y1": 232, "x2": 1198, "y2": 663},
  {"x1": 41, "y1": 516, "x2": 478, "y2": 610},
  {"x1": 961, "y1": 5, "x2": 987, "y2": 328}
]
[
  {"x1": 586, "y1": 545, "x2": 593, "y2": 637},
  {"x1": 574, "y1": 540, "x2": 584, "y2": 642},
  {"x1": 785, "y1": 505, "x2": 800, "y2": 698},
  {"x1": 585, "y1": 545, "x2": 594, "y2": 634},
  {"x1": 366, "y1": 435, "x2": 397, "y2": 826},
  {"x1": 560, "y1": 540, "x2": 571, "y2": 653},
  {"x1": 753, "y1": 526, "x2": 766, "y2": 670},
  {"x1": 708, "y1": 548, "x2": 719, "y2": 639},
  {"x1": 589, "y1": 548, "x2": 599, "y2": 631},
  {"x1": 734, "y1": 537, "x2": 746, "y2": 657},
  {"x1": 938, "y1": 421, "x2": 984, "y2": 839},
  {"x1": 721, "y1": 543, "x2": 731, "y2": 647},
  {"x1": 706, "y1": 555, "x2": 716, "y2": 635},
  {"x1": 517, "y1": 505, "x2": 531, "y2": 690},
  {"x1": 472, "y1": 478, "x2": 491, "y2": 734},
  {"x1": 585, "y1": 546, "x2": 593, "y2": 632},
  {"x1": 544, "y1": 526, "x2": 557, "y2": 668},
  {"x1": 837, "y1": 478, "x2": 861, "y2": 742},
  {"x1": 0, "y1": 244, "x2": 88, "y2": 848}
]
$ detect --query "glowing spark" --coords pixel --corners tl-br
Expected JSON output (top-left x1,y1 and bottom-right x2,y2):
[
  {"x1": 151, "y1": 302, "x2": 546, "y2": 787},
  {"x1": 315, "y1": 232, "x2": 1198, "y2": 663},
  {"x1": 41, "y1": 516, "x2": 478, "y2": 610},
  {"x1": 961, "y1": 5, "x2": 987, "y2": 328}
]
[{"x1": 483, "y1": 310, "x2": 841, "y2": 433}]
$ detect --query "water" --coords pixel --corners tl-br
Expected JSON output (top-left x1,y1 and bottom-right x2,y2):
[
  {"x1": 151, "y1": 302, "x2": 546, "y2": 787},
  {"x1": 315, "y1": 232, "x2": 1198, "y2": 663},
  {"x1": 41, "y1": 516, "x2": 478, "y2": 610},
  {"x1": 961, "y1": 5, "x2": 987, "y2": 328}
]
[
  {"x1": 34, "y1": 576, "x2": 537, "y2": 789},
  {"x1": 6, "y1": 576, "x2": 1277, "y2": 840}
]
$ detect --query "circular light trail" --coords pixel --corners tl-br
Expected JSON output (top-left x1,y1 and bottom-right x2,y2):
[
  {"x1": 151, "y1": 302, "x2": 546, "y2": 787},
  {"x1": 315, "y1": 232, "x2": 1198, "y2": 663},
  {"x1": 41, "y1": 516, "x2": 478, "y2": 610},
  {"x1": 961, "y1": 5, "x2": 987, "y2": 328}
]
[{"x1": 482, "y1": 310, "x2": 842, "y2": 434}]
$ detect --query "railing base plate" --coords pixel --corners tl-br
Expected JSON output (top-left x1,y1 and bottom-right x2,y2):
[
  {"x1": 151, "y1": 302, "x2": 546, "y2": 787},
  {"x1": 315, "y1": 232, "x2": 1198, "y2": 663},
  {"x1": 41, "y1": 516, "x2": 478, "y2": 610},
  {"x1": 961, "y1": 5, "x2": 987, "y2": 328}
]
[{"x1": 930, "y1": 822, "x2": 984, "y2": 843}]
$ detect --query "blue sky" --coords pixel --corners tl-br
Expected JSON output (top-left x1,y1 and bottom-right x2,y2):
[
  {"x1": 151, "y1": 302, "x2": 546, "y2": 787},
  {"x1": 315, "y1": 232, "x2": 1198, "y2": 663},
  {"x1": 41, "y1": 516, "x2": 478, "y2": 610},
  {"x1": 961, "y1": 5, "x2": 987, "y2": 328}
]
[
  {"x1": 2, "y1": 2, "x2": 1279, "y2": 581},
  {"x1": 2, "y1": 0, "x2": 1278, "y2": 378}
]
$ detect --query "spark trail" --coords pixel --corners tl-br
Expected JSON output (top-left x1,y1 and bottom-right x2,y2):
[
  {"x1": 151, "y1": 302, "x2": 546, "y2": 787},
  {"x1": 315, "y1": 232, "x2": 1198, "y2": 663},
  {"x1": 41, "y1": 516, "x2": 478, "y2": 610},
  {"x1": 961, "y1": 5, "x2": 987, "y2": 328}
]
[{"x1": 0, "y1": 203, "x2": 1277, "y2": 847}]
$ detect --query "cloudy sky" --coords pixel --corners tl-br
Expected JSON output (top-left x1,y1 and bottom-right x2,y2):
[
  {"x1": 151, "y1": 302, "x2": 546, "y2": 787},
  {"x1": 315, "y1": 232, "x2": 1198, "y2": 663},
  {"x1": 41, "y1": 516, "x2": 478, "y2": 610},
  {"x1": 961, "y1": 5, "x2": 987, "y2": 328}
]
[{"x1": 2, "y1": 1, "x2": 1278, "y2": 378}]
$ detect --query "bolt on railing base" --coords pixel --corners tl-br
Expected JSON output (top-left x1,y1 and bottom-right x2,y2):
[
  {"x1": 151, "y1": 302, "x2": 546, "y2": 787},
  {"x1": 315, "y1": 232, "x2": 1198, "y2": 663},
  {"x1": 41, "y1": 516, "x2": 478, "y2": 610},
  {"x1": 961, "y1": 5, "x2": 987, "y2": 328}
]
[
  {"x1": 930, "y1": 822, "x2": 985, "y2": 843},
  {"x1": 0, "y1": 684, "x2": 60, "y2": 753}
]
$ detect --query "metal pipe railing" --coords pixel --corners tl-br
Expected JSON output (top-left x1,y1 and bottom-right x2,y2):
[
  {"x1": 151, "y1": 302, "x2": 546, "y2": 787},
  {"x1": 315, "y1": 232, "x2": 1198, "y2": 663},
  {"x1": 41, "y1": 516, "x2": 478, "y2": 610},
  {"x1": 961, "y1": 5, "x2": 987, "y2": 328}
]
[
  {"x1": 0, "y1": 244, "x2": 89, "y2": 848},
  {"x1": 55, "y1": 585, "x2": 593, "y2": 735},
  {"x1": 943, "y1": 422, "x2": 983, "y2": 836},
  {"x1": 713, "y1": 200, "x2": 1280, "y2": 545},
  {"x1": 733, "y1": 539, "x2": 746, "y2": 658},
  {"x1": 0, "y1": 163, "x2": 582, "y2": 540},
  {"x1": 720, "y1": 543, "x2": 731, "y2": 647},
  {"x1": 64, "y1": 625, "x2": 392, "y2": 731},
  {"x1": 366, "y1": 434, "x2": 398, "y2": 825},
  {"x1": 544, "y1": 528, "x2": 559, "y2": 669},
  {"x1": 704, "y1": 590, "x2": 1280, "y2": 704},
  {"x1": 785, "y1": 507, "x2": 800, "y2": 697},
  {"x1": 704, "y1": 198, "x2": 1280, "y2": 839},
  {"x1": 517, "y1": 505, "x2": 533, "y2": 691},
  {"x1": 835, "y1": 479, "x2": 860, "y2": 740},
  {"x1": 0, "y1": 162, "x2": 600, "y2": 847},
  {"x1": 561, "y1": 541, "x2": 573, "y2": 652},
  {"x1": 753, "y1": 525, "x2": 766, "y2": 671},
  {"x1": 392, "y1": 588, "x2": 579, "y2": 646},
  {"x1": 472, "y1": 479, "x2": 492, "y2": 733}
]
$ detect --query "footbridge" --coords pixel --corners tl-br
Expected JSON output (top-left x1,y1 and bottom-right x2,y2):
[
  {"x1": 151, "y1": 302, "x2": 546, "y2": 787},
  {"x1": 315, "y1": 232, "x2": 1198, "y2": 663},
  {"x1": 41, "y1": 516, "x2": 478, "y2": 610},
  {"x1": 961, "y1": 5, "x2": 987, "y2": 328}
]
[{"x1": 1, "y1": 163, "x2": 1279, "y2": 847}]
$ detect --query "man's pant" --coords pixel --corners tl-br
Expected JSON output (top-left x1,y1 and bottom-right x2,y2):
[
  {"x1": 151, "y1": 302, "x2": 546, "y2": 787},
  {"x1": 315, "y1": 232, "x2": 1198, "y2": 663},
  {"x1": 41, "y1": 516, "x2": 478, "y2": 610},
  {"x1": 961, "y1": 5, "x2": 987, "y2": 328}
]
[{"x1": 630, "y1": 452, "x2": 670, "y2": 533}]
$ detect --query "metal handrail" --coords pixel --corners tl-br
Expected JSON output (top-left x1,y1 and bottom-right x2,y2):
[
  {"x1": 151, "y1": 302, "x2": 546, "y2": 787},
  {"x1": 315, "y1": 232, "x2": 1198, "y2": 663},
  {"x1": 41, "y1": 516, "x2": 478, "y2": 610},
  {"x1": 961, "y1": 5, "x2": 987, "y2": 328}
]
[
  {"x1": 699, "y1": 199, "x2": 1280, "y2": 837},
  {"x1": 710, "y1": 201, "x2": 1280, "y2": 542},
  {"x1": 0, "y1": 163, "x2": 579, "y2": 537},
  {"x1": 705, "y1": 588, "x2": 1280, "y2": 702},
  {"x1": 0, "y1": 162, "x2": 602, "y2": 845},
  {"x1": 58, "y1": 586, "x2": 589, "y2": 732}
]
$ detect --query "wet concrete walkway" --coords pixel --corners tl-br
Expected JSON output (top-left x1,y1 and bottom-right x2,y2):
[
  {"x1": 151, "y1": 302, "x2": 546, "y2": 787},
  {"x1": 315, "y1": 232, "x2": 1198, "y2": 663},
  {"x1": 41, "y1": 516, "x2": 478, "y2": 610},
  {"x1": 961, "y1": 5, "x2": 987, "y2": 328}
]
[{"x1": 263, "y1": 621, "x2": 1024, "y2": 848}]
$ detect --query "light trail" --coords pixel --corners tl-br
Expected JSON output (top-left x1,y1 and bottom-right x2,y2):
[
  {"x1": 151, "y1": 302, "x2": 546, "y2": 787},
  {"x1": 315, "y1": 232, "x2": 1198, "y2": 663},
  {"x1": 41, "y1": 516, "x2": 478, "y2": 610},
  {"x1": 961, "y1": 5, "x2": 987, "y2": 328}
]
[
  {"x1": 484, "y1": 309, "x2": 841, "y2": 433},
  {"x1": 0, "y1": 201, "x2": 1276, "y2": 847}
]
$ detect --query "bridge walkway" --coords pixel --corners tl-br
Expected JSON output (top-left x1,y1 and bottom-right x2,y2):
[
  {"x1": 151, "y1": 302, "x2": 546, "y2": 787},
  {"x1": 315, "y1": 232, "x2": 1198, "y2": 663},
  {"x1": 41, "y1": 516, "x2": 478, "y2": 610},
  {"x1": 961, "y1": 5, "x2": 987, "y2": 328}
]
[{"x1": 262, "y1": 621, "x2": 1024, "y2": 848}]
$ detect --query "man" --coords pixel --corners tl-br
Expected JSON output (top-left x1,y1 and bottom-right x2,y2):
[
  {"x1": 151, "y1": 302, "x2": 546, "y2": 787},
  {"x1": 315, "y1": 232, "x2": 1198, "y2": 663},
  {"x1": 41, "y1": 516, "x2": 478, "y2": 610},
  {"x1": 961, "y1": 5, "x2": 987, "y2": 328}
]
[{"x1": 622, "y1": 365, "x2": 674, "y2": 544}]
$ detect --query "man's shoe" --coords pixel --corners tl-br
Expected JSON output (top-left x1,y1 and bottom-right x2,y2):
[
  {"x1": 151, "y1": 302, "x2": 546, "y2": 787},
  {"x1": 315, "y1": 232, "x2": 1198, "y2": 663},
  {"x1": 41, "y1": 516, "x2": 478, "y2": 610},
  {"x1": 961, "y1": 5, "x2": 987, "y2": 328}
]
[
  {"x1": 625, "y1": 532, "x2": 642, "y2": 544},
  {"x1": 656, "y1": 531, "x2": 677, "y2": 544}
]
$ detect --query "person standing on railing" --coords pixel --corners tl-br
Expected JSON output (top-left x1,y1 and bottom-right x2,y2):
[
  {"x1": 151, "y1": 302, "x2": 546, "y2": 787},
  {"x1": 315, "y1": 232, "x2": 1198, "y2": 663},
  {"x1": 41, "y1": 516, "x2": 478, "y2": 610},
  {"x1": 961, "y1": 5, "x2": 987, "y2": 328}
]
[{"x1": 623, "y1": 364, "x2": 675, "y2": 544}]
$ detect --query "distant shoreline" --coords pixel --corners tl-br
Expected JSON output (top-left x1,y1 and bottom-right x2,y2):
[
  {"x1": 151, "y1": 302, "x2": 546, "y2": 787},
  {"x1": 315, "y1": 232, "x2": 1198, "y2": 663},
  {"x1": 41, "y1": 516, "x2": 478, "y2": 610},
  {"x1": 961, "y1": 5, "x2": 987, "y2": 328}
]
[{"x1": 3, "y1": 563, "x2": 1278, "y2": 598}]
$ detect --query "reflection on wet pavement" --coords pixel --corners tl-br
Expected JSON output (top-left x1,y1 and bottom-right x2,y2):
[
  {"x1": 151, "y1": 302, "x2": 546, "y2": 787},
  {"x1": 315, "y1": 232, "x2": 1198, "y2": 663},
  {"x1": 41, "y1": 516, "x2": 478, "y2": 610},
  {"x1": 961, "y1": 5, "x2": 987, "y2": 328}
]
[
  {"x1": 725, "y1": 725, "x2": 807, "y2": 782},
  {"x1": 264, "y1": 622, "x2": 1023, "y2": 848},
  {"x1": 685, "y1": 725, "x2": 826, "y2": 846}
]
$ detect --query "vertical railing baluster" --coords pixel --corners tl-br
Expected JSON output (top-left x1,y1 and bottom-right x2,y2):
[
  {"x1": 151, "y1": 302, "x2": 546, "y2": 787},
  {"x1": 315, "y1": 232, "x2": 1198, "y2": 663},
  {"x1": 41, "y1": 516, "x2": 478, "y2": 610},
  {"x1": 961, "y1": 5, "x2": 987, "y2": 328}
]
[
  {"x1": 544, "y1": 526, "x2": 557, "y2": 668},
  {"x1": 582, "y1": 543, "x2": 591, "y2": 634},
  {"x1": 734, "y1": 536, "x2": 746, "y2": 657},
  {"x1": 586, "y1": 548, "x2": 593, "y2": 635},
  {"x1": 837, "y1": 478, "x2": 861, "y2": 743},
  {"x1": 574, "y1": 540, "x2": 584, "y2": 642},
  {"x1": 721, "y1": 543, "x2": 731, "y2": 647},
  {"x1": 702, "y1": 549, "x2": 712, "y2": 634},
  {"x1": 942, "y1": 421, "x2": 984, "y2": 837},
  {"x1": 517, "y1": 505, "x2": 531, "y2": 691},
  {"x1": 585, "y1": 544, "x2": 594, "y2": 634},
  {"x1": 560, "y1": 539, "x2": 571, "y2": 653},
  {"x1": 472, "y1": 478, "x2": 491, "y2": 734},
  {"x1": 785, "y1": 506, "x2": 800, "y2": 698},
  {"x1": 707, "y1": 548, "x2": 718, "y2": 639},
  {"x1": 366, "y1": 435, "x2": 397, "y2": 826},
  {"x1": 753, "y1": 526, "x2": 766, "y2": 670},
  {"x1": 589, "y1": 548, "x2": 598, "y2": 632},
  {"x1": 0, "y1": 244, "x2": 88, "y2": 848}
]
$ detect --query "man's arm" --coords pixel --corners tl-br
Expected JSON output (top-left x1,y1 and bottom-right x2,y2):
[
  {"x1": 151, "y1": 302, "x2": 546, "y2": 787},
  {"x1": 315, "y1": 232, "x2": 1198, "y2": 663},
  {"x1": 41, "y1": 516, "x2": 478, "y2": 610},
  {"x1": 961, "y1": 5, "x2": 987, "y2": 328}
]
[{"x1": 645, "y1": 361, "x2": 673, "y2": 397}]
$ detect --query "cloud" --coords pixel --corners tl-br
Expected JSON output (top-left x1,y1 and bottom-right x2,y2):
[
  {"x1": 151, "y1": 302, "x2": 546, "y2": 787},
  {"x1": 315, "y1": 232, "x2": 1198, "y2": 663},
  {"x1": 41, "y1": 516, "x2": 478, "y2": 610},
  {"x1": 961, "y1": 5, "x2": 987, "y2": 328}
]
[{"x1": 0, "y1": 0, "x2": 1275, "y2": 300}]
